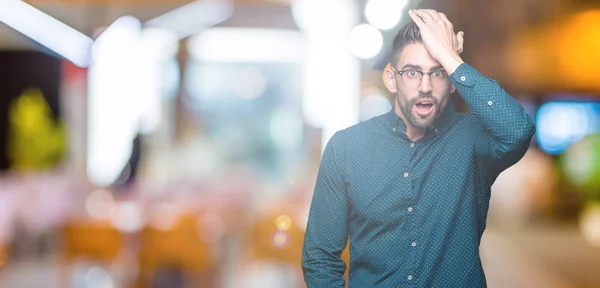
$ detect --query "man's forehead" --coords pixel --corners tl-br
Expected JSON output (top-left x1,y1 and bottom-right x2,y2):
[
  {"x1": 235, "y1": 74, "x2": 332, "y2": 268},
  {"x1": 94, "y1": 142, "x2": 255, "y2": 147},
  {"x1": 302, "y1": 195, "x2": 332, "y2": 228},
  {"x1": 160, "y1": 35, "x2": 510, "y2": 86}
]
[{"x1": 395, "y1": 43, "x2": 441, "y2": 69}]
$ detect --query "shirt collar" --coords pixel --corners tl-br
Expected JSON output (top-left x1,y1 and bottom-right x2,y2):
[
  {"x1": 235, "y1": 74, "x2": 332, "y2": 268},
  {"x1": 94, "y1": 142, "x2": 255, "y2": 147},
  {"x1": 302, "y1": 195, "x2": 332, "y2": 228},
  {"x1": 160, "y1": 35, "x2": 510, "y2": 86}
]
[{"x1": 383, "y1": 99, "x2": 456, "y2": 133}]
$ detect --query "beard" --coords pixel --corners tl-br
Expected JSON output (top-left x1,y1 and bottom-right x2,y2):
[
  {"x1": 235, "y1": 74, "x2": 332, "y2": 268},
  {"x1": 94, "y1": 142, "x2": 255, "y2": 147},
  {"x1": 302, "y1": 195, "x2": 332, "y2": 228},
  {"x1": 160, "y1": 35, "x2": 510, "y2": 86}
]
[{"x1": 396, "y1": 92, "x2": 447, "y2": 130}]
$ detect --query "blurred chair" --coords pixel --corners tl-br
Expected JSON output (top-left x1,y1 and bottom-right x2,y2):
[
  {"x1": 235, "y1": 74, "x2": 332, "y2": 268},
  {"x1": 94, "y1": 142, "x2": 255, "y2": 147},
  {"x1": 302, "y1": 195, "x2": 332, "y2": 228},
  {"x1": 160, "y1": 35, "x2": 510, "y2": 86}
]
[
  {"x1": 0, "y1": 242, "x2": 6, "y2": 268},
  {"x1": 59, "y1": 221, "x2": 125, "y2": 287},
  {"x1": 233, "y1": 215, "x2": 301, "y2": 287},
  {"x1": 235, "y1": 198, "x2": 353, "y2": 287},
  {"x1": 137, "y1": 213, "x2": 215, "y2": 288},
  {"x1": 234, "y1": 207, "x2": 311, "y2": 288}
]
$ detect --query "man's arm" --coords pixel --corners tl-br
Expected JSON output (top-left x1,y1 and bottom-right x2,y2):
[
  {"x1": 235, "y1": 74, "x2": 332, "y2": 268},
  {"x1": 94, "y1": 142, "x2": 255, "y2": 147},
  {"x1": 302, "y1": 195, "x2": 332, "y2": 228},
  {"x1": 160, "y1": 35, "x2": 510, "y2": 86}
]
[
  {"x1": 302, "y1": 131, "x2": 349, "y2": 287},
  {"x1": 450, "y1": 63, "x2": 535, "y2": 181},
  {"x1": 408, "y1": 9, "x2": 535, "y2": 180}
]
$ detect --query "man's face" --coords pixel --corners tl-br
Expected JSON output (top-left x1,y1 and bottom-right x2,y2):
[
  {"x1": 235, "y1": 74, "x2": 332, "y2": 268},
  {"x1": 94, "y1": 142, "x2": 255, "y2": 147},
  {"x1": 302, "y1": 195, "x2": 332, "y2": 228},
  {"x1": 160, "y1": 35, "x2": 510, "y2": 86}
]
[{"x1": 386, "y1": 42, "x2": 455, "y2": 130}]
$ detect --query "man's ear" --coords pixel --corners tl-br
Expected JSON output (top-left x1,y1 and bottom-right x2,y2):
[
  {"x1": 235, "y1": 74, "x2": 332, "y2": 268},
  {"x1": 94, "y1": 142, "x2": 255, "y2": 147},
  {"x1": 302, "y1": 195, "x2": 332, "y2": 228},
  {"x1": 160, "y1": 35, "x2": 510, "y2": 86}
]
[
  {"x1": 450, "y1": 83, "x2": 456, "y2": 93},
  {"x1": 383, "y1": 63, "x2": 398, "y2": 93}
]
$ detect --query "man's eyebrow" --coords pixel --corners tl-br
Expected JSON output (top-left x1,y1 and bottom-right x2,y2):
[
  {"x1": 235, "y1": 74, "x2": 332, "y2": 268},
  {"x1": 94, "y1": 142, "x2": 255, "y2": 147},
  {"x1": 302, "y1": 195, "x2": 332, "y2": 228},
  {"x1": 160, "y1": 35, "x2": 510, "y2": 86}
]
[
  {"x1": 430, "y1": 65, "x2": 445, "y2": 71},
  {"x1": 401, "y1": 64, "x2": 422, "y2": 70},
  {"x1": 401, "y1": 64, "x2": 446, "y2": 72}
]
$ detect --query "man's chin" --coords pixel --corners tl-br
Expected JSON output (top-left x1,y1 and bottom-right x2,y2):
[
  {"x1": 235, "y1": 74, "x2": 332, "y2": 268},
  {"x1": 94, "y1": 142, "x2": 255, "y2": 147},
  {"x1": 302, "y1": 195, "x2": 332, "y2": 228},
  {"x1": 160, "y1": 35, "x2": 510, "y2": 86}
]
[{"x1": 410, "y1": 115, "x2": 434, "y2": 129}]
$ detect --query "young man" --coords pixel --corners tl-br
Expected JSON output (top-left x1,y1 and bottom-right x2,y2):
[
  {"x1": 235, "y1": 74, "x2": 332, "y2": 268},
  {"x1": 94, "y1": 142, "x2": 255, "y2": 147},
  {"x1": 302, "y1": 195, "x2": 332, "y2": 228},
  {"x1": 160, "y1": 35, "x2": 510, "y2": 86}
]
[{"x1": 302, "y1": 9, "x2": 535, "y2": 287}]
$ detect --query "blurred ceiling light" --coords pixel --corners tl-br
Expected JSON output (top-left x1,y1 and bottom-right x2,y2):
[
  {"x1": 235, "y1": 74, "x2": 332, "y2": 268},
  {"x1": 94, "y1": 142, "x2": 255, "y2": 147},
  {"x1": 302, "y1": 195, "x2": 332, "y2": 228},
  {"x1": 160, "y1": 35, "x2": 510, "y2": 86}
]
[
  {"x1": 348, "y1": 23, "x2": 383, "y2": 59},
  {"x1": 0, "y1": 0, "x2": 93, "y2": 67},
  {"x1": 188, "y1": 28, "x2": 305, "y2": 63},
  {"x1": 144, "y1": 0, "x2": 233, "y2": 40},
  {"x1": 291, "y1": 0, "x2": 355, "y2": 32},
  {"x1": 92, "y1": 16, "x2": 142, "y2": 61},
  {"x1": 365, "y1": 0, "x2": 407, "y2": 30},
  {"x1": 292, "y1": 0, "x2": 360, "y2": 147},
  {"x1": 136, "y1": 28, "x2": 178, "y2": 135},
  {"x1": 87, "y1": 16, "x2": 142, "y2": 187},
  {"x1": 139, "y1": 28, "x2": 179, "y2": 61}
]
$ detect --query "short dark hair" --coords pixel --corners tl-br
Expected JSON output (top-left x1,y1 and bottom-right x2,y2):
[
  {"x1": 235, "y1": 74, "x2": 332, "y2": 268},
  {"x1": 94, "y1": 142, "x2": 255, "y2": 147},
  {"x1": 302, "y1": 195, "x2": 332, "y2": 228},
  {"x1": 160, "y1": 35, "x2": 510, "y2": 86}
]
[{"x1": 391, "y1": 22, "x2": 421, "y2": 66}]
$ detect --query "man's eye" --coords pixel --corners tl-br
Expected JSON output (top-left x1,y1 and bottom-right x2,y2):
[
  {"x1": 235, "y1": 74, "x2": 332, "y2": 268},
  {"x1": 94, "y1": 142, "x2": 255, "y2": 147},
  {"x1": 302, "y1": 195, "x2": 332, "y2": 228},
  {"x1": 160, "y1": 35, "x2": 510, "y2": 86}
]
[
  {"x1": 432, "y1": 71, "x2": 445, "y2": 77},
  {"x1": 406, "y1": 71, "x2": 419, "y2": 77}
]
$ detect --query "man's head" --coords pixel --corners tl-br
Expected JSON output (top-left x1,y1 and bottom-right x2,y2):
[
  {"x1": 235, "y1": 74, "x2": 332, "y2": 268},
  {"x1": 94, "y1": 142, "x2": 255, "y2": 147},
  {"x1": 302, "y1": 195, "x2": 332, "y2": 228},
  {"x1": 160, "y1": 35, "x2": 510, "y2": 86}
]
[{"x1": 384, "y1": 22, "x2": 455, "y2": 130}]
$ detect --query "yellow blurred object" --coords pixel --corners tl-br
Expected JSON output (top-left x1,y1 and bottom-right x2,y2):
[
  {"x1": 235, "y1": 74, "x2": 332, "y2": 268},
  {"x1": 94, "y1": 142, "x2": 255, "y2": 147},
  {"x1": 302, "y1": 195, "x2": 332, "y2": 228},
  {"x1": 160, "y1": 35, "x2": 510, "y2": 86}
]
[
  {"x1": 0, "y1": 244, "x2": 6, "y2": 267},
  {"x1": 506, "y1": 9, "x2": 600, "y2": 92},
  {"x1": 138, "y1": 213, "x2": 214, "y2": 286},
  {"x1": 579, "y1": 202, "x2": 600, "y2": 248},
  {"x1": 7, "y1": 88, "x2": 66, "y2": 171},
  {"x1": 275, "y1": 215, "x2": 292, "y2": 231},
  {"x1": 61, "y1": 221, "x2": 124, "y2": 262},
  {"x1": 248, "y1": 212, "x2": 304, "y2": 264},
  {"x1": 59, "y1": 221, "x2": 125, "y2": 287}
]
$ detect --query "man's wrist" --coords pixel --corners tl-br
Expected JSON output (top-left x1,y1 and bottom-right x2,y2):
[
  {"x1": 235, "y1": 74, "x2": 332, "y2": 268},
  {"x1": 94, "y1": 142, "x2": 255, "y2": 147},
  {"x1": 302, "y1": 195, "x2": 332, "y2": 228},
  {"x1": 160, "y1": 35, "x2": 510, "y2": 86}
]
[{"x1": 437, "y1": 52, "x2": 464, "y2": 75}]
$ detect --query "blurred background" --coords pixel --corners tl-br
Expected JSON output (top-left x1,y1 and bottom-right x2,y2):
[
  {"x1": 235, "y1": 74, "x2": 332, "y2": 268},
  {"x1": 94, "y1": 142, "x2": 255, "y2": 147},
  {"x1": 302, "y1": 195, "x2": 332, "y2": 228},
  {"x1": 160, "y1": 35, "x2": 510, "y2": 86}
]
[{"x1": 0, "y1": 0, "x2": 599, "y2": 287}]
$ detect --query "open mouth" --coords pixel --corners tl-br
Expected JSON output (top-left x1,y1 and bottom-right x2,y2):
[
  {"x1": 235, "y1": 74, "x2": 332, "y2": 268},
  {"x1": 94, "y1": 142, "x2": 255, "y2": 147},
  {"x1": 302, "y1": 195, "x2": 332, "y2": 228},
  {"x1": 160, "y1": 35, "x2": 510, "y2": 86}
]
[{"x1": 414, "y1": 99, "x2": 434, "y2": 116}]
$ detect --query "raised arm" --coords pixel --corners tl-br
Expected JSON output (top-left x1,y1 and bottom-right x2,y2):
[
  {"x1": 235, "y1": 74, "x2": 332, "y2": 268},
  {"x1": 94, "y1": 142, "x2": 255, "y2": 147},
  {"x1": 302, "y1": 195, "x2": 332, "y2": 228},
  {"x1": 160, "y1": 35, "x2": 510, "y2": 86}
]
[{"x1": 408, "y1": 9, "x2": 535, "y2": 180}]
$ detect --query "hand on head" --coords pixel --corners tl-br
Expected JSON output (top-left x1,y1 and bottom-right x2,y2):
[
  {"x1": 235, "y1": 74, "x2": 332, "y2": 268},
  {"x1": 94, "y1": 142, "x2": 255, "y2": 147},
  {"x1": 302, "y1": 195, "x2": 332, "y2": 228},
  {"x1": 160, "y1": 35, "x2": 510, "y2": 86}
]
[{"x1": 408, "y1": 9, "x2": 464, "y2": 60}]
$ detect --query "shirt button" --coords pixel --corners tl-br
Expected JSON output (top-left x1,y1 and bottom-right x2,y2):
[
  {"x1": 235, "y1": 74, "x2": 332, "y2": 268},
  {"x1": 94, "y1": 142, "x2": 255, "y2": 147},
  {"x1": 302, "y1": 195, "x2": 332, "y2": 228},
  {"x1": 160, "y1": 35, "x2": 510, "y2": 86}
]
[
  {"x1": 488, "y1": 101, "x2": 493, "y2": 106},
  {"x1": 408, "y1": 207, "x2": 413, "y2": 212},
  {"x1": 410, "y1": 143, "x2": 415, "y2": 147},
  {"x1": 408, "y1": 275, "x2": 413, "y2": 280},
  {"x1": 434, "y1": 128, "x2": 439, "y2": 133},
  {"x1": 460, "y1": 76, "x2": 466, "y2": 81},
  {"x1": 412, "y1": 242, "x2": 417, "y2": 247},
  {"x1": 393, "y1": 127, "x2": 396, "y2": 132},
  {"x1": 404, "y1": 172, "x2": 409, "y2": 177}
]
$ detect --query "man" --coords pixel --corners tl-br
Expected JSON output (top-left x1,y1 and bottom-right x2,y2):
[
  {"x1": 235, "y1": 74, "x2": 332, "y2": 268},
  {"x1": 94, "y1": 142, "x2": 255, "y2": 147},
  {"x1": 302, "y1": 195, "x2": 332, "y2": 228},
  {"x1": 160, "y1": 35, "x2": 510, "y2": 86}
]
[{"x1": 302, "y1": 9, "x2": 535, "y2": 287}]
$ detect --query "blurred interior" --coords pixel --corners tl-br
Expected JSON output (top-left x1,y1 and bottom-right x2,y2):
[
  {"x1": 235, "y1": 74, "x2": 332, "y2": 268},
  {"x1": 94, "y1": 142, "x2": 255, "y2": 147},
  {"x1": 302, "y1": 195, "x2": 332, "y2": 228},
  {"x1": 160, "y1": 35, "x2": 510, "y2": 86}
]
[{"x1": 1, "y1": 0, "x2": 600, "y2": 287}]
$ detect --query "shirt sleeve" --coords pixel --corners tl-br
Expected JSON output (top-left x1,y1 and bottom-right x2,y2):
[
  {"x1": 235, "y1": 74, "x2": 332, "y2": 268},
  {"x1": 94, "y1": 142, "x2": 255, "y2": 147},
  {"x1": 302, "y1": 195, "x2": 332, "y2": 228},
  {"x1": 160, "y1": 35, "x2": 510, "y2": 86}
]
[
  {"x1": 450, "y1": 63, "x2": 536, "y2": 182},
  {"x1": 302, "y1": 131, "x2": 349, "y2": 287}
]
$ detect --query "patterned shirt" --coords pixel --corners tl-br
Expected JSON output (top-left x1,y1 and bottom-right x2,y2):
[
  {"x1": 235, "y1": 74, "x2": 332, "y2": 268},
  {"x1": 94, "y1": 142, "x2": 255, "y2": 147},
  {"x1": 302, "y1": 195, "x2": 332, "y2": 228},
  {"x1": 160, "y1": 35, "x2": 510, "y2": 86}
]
[{"x1": 302, "y1": 63, "x2": 535, "y2": 287}]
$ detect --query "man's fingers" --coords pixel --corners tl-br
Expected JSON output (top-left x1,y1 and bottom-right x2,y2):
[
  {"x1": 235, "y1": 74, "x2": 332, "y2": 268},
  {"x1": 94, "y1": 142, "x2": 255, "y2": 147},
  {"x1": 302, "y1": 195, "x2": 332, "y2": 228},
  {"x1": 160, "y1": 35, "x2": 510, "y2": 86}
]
[
  {"x1": 457, "y1": 31, "x2": 465, "y2": 51},
  {"x1": 419, "y1": 9, "x2": 439, "y2": 20},
  {"x1": 438, "y1": 12, "x2": 452, "y2": 28},
  {"x1": 417, "y1": 9, "x2": 437, "y2": 22},
  {"x1": 408, "y1": 10, "x2": 425, "y2": 26}
]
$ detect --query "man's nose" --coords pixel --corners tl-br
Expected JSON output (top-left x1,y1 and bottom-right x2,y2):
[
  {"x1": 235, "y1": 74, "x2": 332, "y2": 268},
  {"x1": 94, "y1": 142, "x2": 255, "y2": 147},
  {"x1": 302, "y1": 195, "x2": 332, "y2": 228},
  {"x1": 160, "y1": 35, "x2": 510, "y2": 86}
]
[{"x1": 419, "y1": 74, "x2": 433, "y2": 93}]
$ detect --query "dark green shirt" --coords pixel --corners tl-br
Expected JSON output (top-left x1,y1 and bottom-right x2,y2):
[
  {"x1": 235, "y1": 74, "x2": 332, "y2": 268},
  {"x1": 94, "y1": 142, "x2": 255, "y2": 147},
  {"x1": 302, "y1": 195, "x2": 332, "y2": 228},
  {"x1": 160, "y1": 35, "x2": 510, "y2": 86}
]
[{"x1": 302, "y1": 63, "x2": 535, "y2": 287}]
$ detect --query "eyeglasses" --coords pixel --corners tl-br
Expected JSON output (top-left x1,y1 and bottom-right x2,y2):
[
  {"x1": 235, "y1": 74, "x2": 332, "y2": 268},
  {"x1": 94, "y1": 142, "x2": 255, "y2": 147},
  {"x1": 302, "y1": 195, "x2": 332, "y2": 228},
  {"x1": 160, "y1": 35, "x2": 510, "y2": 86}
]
[{"x1": 389, "y1": 65, "x2": 450, "y2": 88}]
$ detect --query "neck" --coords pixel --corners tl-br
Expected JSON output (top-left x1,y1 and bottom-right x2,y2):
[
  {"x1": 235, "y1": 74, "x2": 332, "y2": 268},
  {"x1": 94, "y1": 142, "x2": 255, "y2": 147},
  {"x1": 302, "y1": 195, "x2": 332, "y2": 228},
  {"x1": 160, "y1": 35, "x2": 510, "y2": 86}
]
[{"x1": 395, "y1": 101, "x2": 427, "y2": 141}]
